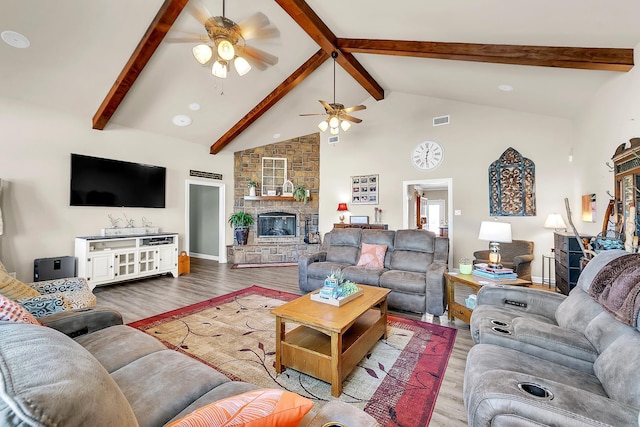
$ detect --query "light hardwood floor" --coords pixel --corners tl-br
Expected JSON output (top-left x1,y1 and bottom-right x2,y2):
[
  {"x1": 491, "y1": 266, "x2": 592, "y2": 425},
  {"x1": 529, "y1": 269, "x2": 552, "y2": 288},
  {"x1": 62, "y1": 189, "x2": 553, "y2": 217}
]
[{"x1": 94, "y1": 258, "x2": 472, "y2": 426}]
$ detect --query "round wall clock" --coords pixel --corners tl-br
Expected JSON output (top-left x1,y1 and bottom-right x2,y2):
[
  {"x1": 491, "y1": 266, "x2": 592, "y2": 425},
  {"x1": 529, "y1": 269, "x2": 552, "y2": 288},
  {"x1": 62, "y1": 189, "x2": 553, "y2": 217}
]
[{"x1": 411, "y1": 140, "x2": 444, "y2": 170}]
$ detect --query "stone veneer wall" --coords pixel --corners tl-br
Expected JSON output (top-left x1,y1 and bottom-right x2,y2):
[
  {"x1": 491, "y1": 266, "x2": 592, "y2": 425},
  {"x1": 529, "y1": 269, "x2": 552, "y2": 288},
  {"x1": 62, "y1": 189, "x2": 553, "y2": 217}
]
[{"x1": 228, "y1": 133, "x2": 322, "y2": 264}]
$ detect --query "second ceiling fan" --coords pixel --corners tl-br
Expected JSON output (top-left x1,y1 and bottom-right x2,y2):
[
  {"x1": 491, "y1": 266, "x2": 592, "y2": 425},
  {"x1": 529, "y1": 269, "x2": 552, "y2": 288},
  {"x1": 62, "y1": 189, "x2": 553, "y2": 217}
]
[{"x1": 300, "y1": 52, "x2": 366, "y2": 134}]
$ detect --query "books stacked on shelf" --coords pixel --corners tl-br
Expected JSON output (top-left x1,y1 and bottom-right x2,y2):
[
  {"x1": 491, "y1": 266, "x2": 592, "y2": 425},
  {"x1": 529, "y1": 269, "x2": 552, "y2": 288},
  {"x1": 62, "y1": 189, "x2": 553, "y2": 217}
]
[{"x1": 472, "y1": 263, "x2": 518, "y2": 280}]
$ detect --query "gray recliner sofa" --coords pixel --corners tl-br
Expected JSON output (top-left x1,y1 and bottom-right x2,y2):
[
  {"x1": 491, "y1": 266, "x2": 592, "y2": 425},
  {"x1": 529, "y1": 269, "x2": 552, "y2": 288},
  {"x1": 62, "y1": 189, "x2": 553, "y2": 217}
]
[
  {"x1": 0, "y1": 307, "x2": 378, "y2": 427},
  {"x1": 464, "y1": 250, "x2": 640, "y2": 426},
  {"x1": 298, "y1": 228, "x2": 449, "y2": 316}
]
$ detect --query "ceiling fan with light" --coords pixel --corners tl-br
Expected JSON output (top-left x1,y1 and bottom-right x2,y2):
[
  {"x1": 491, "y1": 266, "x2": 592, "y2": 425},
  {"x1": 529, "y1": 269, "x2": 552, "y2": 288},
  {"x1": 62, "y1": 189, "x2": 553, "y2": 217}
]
[
  {"x1": 167, "y1": 0, "x2": 279, "y2": 79},
  {"x1": 300, "y1": 52, "x2": 366, "y2": 135}
]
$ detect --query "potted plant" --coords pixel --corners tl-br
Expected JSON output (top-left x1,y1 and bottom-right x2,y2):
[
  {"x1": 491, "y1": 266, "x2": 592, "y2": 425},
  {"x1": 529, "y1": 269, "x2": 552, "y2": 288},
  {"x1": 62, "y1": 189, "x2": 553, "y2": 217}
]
[
  {"x1": 293, "y1": 183, "x2": 308, "y2": 204},
  {"x1": 228, "y1": 211, "x2": 254, "y2": 245},
  {"x1": 247, "y1": 180, "x2": 259, "y2": 197}
]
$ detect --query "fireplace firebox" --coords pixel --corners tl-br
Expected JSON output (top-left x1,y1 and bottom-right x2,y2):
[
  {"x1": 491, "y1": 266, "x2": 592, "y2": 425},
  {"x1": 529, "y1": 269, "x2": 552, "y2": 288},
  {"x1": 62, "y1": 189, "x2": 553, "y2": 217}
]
[{"x1": 258, "y1": 212, "x2": 296, "y2": 237}]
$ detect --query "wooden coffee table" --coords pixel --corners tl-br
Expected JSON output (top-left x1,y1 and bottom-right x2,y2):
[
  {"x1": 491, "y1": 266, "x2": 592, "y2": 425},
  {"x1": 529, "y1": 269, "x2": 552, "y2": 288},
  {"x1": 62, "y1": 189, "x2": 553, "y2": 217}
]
[
  {"x1": 445, "y1": 271, "x2": 531, "y2": 324},
  {"x1": 271, "y1": 284, "x2": 390, "y2": 397}
]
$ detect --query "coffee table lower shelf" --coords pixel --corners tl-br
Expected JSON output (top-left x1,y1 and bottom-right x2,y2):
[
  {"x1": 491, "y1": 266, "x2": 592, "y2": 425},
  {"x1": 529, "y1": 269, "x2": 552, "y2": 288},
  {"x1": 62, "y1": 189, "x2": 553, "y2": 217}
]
[{"x1": 279, "y1": 309, "x2": 386, "y2": 395}]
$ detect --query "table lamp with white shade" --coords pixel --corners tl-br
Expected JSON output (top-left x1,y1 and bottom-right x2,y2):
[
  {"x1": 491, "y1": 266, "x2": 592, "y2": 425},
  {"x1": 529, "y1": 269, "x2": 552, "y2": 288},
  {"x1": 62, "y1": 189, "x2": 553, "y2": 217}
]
[
  {"x1": 478, "y1": 220, "x2": 513, "y2": 269},
  {"x1": 544, "y1": 213, "x2": 567, "y2": 231}
]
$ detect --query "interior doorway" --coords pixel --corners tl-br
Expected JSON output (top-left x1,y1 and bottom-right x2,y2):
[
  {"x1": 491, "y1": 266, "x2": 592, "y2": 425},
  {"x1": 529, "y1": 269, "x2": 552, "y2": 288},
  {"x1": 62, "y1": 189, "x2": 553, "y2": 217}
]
[
  {"x1": 402, "y1": 178, "x2": 453, "y2": 267},
  {"x1": 185, "y1": 180, "x2": 227, "y2": 263}
]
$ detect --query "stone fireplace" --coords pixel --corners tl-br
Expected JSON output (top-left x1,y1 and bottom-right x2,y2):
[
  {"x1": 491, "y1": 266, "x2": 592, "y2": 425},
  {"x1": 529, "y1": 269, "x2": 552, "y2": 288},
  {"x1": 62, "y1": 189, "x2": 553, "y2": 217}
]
[
  {"x1": 228, "y1": 133, "x2": 322, "y2": 264},
  {"x1": 258, "y1": 212, "x2": 297, "y2": 237}
]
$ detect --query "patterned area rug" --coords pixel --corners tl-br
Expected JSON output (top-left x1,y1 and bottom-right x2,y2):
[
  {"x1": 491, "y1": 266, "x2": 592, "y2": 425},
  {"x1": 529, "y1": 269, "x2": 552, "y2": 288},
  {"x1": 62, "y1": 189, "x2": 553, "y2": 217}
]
[{"x1": 129, "y1": 286, "x2": 457, "y2": 426}]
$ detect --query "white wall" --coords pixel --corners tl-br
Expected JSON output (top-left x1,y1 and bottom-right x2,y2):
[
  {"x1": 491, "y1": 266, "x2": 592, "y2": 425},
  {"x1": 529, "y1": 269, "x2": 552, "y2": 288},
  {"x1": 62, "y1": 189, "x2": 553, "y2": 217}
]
[
  {"x1": 318, "y1": 91, "x2": 574, "y2": 279},
  {"x1": 0, "y1": 97, "x2": 234, "y2": 281}
]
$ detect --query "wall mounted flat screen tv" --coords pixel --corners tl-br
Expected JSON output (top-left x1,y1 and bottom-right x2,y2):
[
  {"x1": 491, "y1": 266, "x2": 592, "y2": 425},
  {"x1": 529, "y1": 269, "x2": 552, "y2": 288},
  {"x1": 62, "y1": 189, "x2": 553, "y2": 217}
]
[{"x1": 70, "y1": 154, "x2": 166, "y2": 208}]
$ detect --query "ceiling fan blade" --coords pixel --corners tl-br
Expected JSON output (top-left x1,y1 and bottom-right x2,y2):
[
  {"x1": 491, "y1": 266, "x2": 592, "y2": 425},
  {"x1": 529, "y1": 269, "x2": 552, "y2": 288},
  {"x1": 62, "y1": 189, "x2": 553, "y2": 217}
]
[
  {"x1": 299, "y1": 113, "x2": 326, "y2": 117},
  {"x1": 164, "y1": 32, "x2": 208, "y2": 43},
  {"x1": 242, "y1": 26, "x2": 280, "y2": 41},
  {"x1": 184, "y1": 0, "x2": 212, "y2": 26},
  {"x1": 238, "y1": 12, "x2": 270, "y2": 35},
  {"x1": 342, "y1": 114, "x2": 363, "y2": 123},
  {"x1": 319, "y1": 100, "x2": 333, "y2": 112},
  {"x1": 239, "y1": 45, "x2": 278, "y2": 67},
  {"x1": 343, "y1": 104, "x2": 366, "y2": 113}
]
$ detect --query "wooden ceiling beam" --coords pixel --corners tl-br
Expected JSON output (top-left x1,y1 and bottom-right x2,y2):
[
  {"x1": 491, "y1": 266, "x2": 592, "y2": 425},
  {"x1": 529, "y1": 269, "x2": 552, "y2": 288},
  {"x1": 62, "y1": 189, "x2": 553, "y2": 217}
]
[
  {"x1": 210, "y1": 49, "x2": 330, "y2": 155},
  {"x1": 92, "y1": 0, "x2": 189, "y2": 130},
  {"x1": 276, "y1": 0, "x2": 384, "y2": 100},
  {"x1": 338, "y1": 39, "x2": 634, "y2": 72}
]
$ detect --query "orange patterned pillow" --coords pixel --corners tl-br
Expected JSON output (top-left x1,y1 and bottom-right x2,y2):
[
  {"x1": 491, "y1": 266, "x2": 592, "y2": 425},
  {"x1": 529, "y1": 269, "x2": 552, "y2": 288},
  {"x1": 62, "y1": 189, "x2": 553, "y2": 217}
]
[
  {"x1": 167, "y1": 389, "x2": 313, "y2": 427},
  {"x1": 356, "y1": 243, "x2": 388, "y2": 269},
  {"x1": 0, "y1": 294, "x2": 42, "y2": 325}
]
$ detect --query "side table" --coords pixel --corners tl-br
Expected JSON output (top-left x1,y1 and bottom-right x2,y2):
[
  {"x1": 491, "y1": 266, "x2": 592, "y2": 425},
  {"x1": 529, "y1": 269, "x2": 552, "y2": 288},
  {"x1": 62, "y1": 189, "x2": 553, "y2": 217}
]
[
  {"x1": 541, "y1": 253, "x2": 554, "y2": 289},
  {"x1": 445, "y1": 271, "x2": 532, "y2": 324}
]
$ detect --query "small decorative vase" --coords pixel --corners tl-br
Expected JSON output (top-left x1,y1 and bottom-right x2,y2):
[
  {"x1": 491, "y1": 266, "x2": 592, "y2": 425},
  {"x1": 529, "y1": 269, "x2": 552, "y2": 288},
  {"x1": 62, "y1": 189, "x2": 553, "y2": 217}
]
[{"x1": 249, "y1": 186, "x2": 256, "y2": 197}]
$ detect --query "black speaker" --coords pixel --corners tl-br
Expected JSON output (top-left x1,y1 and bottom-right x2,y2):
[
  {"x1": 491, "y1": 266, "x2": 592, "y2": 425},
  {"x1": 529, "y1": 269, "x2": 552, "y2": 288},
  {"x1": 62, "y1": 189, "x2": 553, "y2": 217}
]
[{"x1": 34, "y1": 256, "x2": 76, "y2": 281}]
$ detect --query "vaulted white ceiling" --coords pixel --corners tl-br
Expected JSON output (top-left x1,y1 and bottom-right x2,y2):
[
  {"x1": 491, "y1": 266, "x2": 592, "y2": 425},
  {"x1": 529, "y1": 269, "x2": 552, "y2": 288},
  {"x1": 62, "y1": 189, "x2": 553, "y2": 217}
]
[{"x1": 2, "y1": 0, "x2": 639, "y2": 153}]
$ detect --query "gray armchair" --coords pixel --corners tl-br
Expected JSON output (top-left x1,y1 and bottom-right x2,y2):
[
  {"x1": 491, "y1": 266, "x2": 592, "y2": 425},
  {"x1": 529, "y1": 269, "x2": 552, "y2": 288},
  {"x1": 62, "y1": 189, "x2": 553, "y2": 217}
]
[{"x1": 473, "y1": 239, "x2": 534, "y2": 280}]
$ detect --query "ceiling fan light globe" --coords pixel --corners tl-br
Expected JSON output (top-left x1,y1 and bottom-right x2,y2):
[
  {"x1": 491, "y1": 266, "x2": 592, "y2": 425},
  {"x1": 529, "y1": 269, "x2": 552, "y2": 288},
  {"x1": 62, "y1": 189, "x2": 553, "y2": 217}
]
[
  {"x1": 340, "y1": 120, "x2": 351, "y2": 131},
  {"x1": 212, "y1": 60, "x2": 228, "y2": 78},
  {"x1": 318, "y1": 120, "x2": 329, "y2": 132},
  {"x1": 217, "y1": 39, "x2": 235, "y2": 61},
  {"x1": 329, "y1": 116, "x2": 340, "y2": 128},
  {"x1": 234, "y1": 56, "x2": 251, "y2": 76},
  {"x1": 192, "y1": 44, "x2": 213, "y2": 65},
  {"x1": 330, "y1": 127, "x2": 339, "y2": 135}
]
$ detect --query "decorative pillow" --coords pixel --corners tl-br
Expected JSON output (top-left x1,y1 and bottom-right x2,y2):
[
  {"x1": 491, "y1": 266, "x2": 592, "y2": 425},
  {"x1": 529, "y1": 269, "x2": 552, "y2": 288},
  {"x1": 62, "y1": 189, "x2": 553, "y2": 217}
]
[
  {"x1": 356, "y1": 243, "x2": 388, "y2": 269},
  {"x1": 18, "y1": 294, "x2": 69, "y2": 318},
  {"x1": 0, "y1": 269, "x2": 40, "y2": 300},
  {"x1": 167, "y1": 389, "x2": 313, "y2": 427},
  {"x1": 0, "y1": 294, "x2": 42, "y2": 325}
]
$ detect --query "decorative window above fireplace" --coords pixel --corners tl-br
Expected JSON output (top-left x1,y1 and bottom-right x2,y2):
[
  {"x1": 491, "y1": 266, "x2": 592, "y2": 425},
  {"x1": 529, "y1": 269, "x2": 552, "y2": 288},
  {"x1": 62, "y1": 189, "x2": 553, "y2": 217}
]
[{"x1": 262, "y1": 157, "x2": 287, "y2": 196}]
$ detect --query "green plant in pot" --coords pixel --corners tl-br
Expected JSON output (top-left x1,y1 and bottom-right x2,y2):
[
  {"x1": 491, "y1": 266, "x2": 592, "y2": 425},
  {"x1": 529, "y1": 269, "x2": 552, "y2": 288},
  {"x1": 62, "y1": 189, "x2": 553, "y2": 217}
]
[
  {"x1": 293, "y1": 184, "x2": 308, "y2": 204},
  {"x1": 228, "y1": 211, "x2": 254, "y2": 245}
]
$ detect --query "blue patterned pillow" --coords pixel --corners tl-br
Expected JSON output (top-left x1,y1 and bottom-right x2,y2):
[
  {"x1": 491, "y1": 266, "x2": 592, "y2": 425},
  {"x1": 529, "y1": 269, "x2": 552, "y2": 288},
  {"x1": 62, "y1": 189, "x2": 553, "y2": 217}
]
[{"x1": 18, "y1": 295, "x2": 68, "y2": 318}]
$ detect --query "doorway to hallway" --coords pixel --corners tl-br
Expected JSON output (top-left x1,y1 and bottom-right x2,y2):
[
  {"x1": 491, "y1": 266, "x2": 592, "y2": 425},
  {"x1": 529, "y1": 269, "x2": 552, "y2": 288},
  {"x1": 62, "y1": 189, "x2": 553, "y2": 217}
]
[
  {"x1": 402, "y1": 178, "x2": 453, "y2": 267},
  {"x1": 185, "y1": 180, "x2": 227, "y2": 263}
]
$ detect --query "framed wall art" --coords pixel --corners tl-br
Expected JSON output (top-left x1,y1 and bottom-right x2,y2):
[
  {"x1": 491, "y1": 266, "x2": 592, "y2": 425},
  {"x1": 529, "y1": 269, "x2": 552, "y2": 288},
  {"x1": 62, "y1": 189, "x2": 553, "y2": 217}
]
[{"x1": 351, "y1": 174, "x2": 379, "y2": 205}]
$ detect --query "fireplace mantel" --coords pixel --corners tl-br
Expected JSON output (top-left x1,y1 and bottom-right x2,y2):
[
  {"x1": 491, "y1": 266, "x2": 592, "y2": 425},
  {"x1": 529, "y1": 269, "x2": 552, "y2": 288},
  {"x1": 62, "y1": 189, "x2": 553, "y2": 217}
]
[{"x1": 244, "y1": 196, "x2": 313, "y2": 201}]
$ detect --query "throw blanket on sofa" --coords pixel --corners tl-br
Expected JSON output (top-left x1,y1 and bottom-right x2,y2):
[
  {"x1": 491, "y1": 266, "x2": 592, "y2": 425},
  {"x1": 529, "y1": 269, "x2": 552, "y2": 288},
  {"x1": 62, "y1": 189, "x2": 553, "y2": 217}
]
[{"x1": 588, "y1": 253, "x2": 640, "y2": 326}]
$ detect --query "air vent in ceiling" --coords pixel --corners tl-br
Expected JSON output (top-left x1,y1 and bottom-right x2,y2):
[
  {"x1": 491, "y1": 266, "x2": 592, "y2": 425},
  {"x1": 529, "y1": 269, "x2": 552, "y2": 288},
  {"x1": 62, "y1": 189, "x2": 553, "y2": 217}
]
[
  {"x1": 328, "y1": 135, "x2": 339, "y2": 145},
  {"x1": 433, "y1": 115, "x2": 450, "y2": 126}
]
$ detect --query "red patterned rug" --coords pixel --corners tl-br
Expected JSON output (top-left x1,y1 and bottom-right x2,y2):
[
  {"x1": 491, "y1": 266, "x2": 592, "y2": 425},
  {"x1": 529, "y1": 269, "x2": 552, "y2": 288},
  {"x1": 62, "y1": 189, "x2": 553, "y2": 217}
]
[{"x1": 129, "y1": 286, "x2": 457, "y2": 426}]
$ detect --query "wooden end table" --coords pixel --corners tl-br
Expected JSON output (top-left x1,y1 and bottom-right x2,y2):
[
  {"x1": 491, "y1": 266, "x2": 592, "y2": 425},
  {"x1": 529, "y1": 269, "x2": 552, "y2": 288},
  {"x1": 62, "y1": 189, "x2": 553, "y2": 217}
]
[
  {"x1": 270, "y1": 284, "x2": 390, "y2": 397},
  {"x1": 445, "y1": 271, "x2": 531, "y2": 324}
]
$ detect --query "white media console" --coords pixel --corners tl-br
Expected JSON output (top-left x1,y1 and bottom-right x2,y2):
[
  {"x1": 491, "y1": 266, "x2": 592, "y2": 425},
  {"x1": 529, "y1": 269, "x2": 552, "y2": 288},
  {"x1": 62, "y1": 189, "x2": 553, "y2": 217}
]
[{"x1": 75, "y1": 233, "x2": 179, "y2": 288}]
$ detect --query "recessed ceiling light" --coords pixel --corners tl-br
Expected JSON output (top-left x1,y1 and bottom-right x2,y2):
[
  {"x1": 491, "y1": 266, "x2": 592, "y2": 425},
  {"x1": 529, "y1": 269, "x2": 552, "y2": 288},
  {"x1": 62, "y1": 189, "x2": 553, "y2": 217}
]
[
  {"x1": 273, "y1": 133, "x2": 281, "y2": 139},
  {"x1": 172, "y1": 115, "x2": 192, "y2": 127},
  {"x1": 1, "y1": 30, "x2": 30, "y2": 48},
  {"x1": 498, "y1": 84, "x2": 514, "y2": 92},
  {"x1": 188, "y1": 103, "x2": 201, "y2": 111}
]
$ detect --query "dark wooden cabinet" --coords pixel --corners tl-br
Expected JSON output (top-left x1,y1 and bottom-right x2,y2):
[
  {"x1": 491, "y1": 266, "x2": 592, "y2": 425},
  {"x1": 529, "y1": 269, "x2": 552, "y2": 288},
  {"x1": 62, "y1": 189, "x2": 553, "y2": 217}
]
[
  {"x1": 554, "y1": 232, "x2": 592, "y2": 295},
  {"x1": 333, "y1": 223, "x2": 388, "y2": 230}
]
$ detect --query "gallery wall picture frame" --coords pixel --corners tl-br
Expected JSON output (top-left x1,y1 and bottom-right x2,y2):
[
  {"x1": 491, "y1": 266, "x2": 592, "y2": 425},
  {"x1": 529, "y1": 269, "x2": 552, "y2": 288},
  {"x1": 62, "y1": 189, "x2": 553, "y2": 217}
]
[{"x1": 351, "y1": 174, "x2": 379, "y2": 205}]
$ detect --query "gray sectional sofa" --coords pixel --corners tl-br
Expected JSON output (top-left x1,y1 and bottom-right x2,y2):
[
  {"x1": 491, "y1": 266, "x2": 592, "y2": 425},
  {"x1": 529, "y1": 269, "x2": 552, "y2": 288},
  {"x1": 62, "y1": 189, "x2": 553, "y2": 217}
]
[
  {"x1": 0, "y1": 306, "x2": 378, "y2": 427},
  {"x1": 464, "y1": 250, "x2": 640, "y2": 426},
  {"x1": 298, "y1": 228, "x2": 449, "y2": 316}
]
